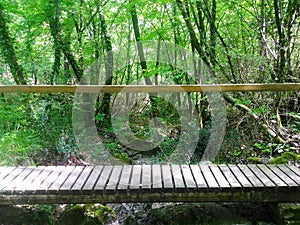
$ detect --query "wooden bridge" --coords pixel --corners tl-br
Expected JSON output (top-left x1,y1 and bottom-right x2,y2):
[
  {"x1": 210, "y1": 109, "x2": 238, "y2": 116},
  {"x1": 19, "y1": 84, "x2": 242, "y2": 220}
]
[
  {"x1": 0, "y1": 164, "x2": 299, "y2": 205},
  {"x1": 0, "y1": 84, "x2": 300, "y2": 204}
]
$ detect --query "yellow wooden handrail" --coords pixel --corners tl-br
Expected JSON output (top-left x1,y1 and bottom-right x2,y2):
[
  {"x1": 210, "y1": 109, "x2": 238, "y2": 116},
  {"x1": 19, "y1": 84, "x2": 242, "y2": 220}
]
[{"x1": 0, "y1": 83, "x2": 299, "y2": 93}]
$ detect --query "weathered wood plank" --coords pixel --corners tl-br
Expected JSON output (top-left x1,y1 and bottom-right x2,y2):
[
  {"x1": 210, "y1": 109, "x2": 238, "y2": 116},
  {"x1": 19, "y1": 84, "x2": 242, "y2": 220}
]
[
  {"x1": 71, "y1": 166, "x2": 94, "y2": 193},
  {"x1": 1, "y1": 167, "x2": 34, "y2": 194},
  {"x1": 118, "y1": 165, "x2": 132, "y2": 190},
  {"x1": 247, "y1": 164, "x2": 276, "y2": 187},
  {"x1": 152, "y1": 164, "x2": 163, "y2": 189},
  {"x1": 48, "y1": 166, "x2": 75, "y2": 193},
  {"x1": 25, "y1": 167, "x2": 54, "y2": 194},
  {"x1": 257, "y1": 164, "x2": 286, "y2": 187},
  {"x1": 209, "y1": 165, "x2": 230, "y2": 188},
  {"x1": 279, "y1": 165, "x2": 300, "y2": 185},
  {"x1": 0, "y1": 167, "x2": 15, "y2": 179},
  {"x1": 129, "y1": 165, "x2": 142, "y2": 189},
  {"x1": 286, "y1": 165, "x2": 300, "y2": 185},
  {"x1": 190, "y1": 165, "x2": 207, "y2": 188},
  {"x1": 171, "y1": 164, "x2": 185, "y2": 189},
  {"x1": 106, "y1": 166, "x2": 123, "y2": 191},
  {"x1": 35, "y1": 166, "x2": 63, "y2": 193},
  {"x1": 94, "y1": 166, "x2": 113, "y2": 192},
  {"x1": 82, "y1": 166, "x2": 103, "y2": 193},
  {"x1": 14, "y1": 167, "x2": 46, "y2": 194},
  {"x1": 161, "y1": 165, "x2": 174, "y2": 190},
  {"x1": 60, "y1": 166, "x2": 85, "y2": 192},
  {"x1": 228, "y1": 165, "x2": 253, "y2": 188},
  {"x1": 267, "y1": 165, "x2": 298, "y2": 187},
  {"x1": 237, "y1": 165, "x2": 264, "y2": 187},
  {"x1": 218, "y1": 165, "x2": 241, "y2": 188},
  {"x1": 141, "y1": 165, "x2": 152, "y2": 190},
  {"x1": 180, "y1": 165, "x2": 197, "y2": 189},
  {"x1": 1, "y1": 84, "x2": 300, "y2": 93},
  {"x1": 199, "y1": 165, "x2": 219, "y2": 188},
  {"x1": 0, "y1": 167, "x2": 26, "y2": 192}
]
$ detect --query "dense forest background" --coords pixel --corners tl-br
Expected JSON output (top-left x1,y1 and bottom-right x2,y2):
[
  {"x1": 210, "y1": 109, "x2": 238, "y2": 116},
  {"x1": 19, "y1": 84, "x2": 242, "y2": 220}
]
[{"x1": 0, "y1": 0, "x2": 299, "y2": 166}]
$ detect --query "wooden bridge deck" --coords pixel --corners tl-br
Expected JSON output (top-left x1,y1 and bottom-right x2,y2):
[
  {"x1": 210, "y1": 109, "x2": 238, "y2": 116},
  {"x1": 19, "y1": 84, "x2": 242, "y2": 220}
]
[{"x1": 0, "y1": 164, "x2": 299, "y2": 205}]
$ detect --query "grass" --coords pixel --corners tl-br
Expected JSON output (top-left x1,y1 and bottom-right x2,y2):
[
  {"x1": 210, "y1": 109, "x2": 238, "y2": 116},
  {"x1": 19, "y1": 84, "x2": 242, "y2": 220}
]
[{"x1": 0, "y1": 129, "x2": 40, "y2": 166}]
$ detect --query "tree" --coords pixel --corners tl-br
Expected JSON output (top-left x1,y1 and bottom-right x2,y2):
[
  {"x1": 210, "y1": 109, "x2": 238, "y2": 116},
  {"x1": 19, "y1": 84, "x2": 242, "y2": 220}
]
[{"x1": 0, "y1": 2, "x2": 26, "y2": 84}]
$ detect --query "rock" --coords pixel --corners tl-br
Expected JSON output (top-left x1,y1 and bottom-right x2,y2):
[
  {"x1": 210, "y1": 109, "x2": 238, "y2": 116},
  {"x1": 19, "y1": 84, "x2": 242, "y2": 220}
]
[{"x1": 141, "y1": 203, "x2": 252, "y2": 225}]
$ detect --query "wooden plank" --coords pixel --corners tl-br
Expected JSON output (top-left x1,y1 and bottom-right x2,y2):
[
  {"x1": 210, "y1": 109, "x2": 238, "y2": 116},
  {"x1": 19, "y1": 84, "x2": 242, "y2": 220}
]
[
  {"x1": 1, "y1": 83, "x2": 300, "y2": 94},
  {"x1": 83, "y1": 166, "x2": 103, "y2": 192},
  {"x1": 180, "y1": 165, "x2": 197, "y2": 189},
  {"x1": 152, "y1": 164, "x2": 163, "y2": 189},
  {"x1": 0, "y1": 167, "x2": 26, "y2": 192},
  {"x1": 71, "y1": 166, "x2": 94, "y2": 193},
  {"x1": 161, "y1": 165, "x2": 174, "y2": 190},
  {"x1": 1, "y1": 167, "x2": 34, "y2": 194},
  {"x1": 48, "y1": 166, "x2": 75, "y2": 193},
  {"x1": 0, "y1": 166, "x2": 13, "y2": 176},
  {"x1": 257, "y1": 164, "x2": 286, "y2": 187},
  {"x1": 106, "y1": 166, "x2": 123, "y2": 191},
  {"x1": 60, "y1": 166, "x2": 85, "y2": 192},
  {"x1": 118, "y1": 165, "x2": 132, "y2": 190},
  {"x1": 141, "y1": 165, "x2": 152, "y2": 190},
  {"x1": 189, "y1": 165, "x2": 207, "y2": 188},
  {"x1": 247, "y1": 164, "x2": 276, "y2": 187},
  {"x1": 94, "y1": 166, "x2": 113, "y2": 191},
  {"x1": 237, "y1": 165, "x2": 264, "y2": 187},
  {"x1": 0, "y1": 167, "x2": 19, "y2": 186},
  {"x1": 209, "y1": 165, "x2": 230, "y2": 188},
  {"x1": 35, "y1": 166, "x2": 63, "y2": 193},
  {"x1": 228, "y1": 165, "x2": 253, "y2": 188},
  {"x1": 279, "y1": 165, "x2": 300, "y2": 185},
  {"x1": 199, "y1": 165, "x2": 219, "y2": 188},
  {"x1": 129, "y1": 165, "x2": 142, "y2": 190},
  {"x1": 267, "y1": 165, "x2": 298, "y2": 187},
  {"x1": 171, "y1": 165, "x2": 185, "y2": 189},
  {"x1": 24, "y1": 167, "x2": 54, "y2": 194},
  {"x1": 286, "y1": 165, "x2": 300, "y2": 183},
  {"x1": 218, "y1": 165, "x2": 241, "y2": 188},
  {"x1": 14, "y1": 167, "x2": 46, "y2": 194}
]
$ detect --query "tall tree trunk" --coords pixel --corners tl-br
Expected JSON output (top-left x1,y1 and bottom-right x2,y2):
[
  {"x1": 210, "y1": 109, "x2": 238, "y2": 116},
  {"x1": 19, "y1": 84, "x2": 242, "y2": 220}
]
[
  {"x1": 47, "y1": 0, "x2": 61, "y2": 84},
  {"x1": 0, "y1": 3, "x2": 26, "y2": 84},
  {"x1": 97, "y1": 13, "x2": 113, "y2": 125},
  {"x1": 274, "y1": 0, "x2": 286, "y2": 83},
  {"x1": 209, "y1": 0, "x2": 217, "y2": 68},
  {"x1": 130, "y1": 1, "x2": 158, "y2": 120}
]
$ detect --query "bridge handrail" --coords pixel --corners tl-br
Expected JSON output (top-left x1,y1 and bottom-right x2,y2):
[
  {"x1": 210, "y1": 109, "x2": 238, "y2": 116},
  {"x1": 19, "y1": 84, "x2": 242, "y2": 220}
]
[{"x1": 0, "y1": 83, "x2": 300, "y2": 93}]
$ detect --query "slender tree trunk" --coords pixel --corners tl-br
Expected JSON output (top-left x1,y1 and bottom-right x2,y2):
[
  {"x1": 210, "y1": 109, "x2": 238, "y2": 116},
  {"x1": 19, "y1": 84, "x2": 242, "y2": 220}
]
[
  {"x1": 0, "y1": 3, "x2": 26, "y2": 84},
  {"x1": 209, "y1": 0, "x2": 217, "y2": 68},
  {"x1": 130, "y1": 1, "x2": 158, "y2": 120},
  {"x1": 97, "y1": 13, "x2": 113, "y2": 125},
  {"x1": 274, "y1": 0, "x2": 286, "y2": 82},
  {"x1": 47, "y1": 0, "x2": 61, "y2": 84},
  {"x1": 176, "y1": 0, "x2": 212, "y2": 69}
]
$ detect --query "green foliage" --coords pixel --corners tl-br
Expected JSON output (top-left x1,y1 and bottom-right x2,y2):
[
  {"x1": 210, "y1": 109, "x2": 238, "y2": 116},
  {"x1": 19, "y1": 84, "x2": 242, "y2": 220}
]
[
  {"x1": 218, "y1": 129, "x2": 244, "y2": 163},
  {"x1": 269, "y1": 152, "x2": 300, "y2": 164},
  {"x1": 20, "y1": 204, "x2": 57, "y2": 225},
  {"x1": 0, "y1": 93, "x2": 77, "y2": 166},
  {"x1": 59, "y1": 204, "x2": 116, "y2": 225},
  {"x1": 253, "y1": 142, "x2": 291, "y2": 156}
]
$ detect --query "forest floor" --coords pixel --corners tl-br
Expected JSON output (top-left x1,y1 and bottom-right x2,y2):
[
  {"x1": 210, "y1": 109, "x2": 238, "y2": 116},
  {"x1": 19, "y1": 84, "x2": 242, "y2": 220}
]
[{"x1": 1, "y1": 201, "x2": 299, "y2": 225}]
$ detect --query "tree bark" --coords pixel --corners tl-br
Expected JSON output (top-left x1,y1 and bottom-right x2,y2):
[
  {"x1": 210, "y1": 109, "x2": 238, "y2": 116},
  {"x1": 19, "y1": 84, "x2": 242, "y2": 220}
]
[
  {"x1": 47, "y1": 0, "x2": 61, "y2": 84},
  {"x1": 97, "y1": 13, "x2": 113, "y2": 124},
  {"x1": 0, "y1": 3, "x2": 26, "y2": 84}
]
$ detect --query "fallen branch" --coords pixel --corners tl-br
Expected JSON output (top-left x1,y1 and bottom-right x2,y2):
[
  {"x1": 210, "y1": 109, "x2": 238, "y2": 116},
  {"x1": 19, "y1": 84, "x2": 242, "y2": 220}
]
[{"x1": 223, "y1": 93, "x2": 285, "y2": 143}]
